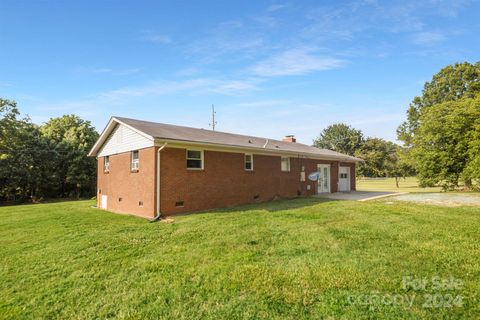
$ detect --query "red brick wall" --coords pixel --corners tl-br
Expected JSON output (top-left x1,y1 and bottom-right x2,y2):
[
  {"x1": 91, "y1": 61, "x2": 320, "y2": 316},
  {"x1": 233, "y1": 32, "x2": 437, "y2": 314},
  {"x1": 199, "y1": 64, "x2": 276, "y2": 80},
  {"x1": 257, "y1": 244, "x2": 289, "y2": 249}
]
[
  {"x1": 96, "y1": 146, "x2": 357, "y2": 218},
  {"x1": 96, "y1": 147, "x2": 156, "y2": 218},
  {"x1": 159, "y1": 147, "x2": 344, "y2": 215}
]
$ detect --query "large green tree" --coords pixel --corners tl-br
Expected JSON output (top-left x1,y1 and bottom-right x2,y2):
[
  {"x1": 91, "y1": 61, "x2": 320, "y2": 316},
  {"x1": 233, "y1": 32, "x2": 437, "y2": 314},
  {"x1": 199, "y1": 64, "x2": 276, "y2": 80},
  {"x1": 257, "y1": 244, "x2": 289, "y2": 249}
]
[
  {"x1": 1, "y1": 100, "x2": 99, "y2": 202},
  {"x1": 355, "y1": 138, "x2": 414, "y2": 186},
  {"x1": 412, "y1": 94, "x2": 480, "y2": 189},
  {"x1": 462, "y1": 117, "x2": 480, "y2": 186},
  {"x1": 40, "y1": 115, "x2": 99, "y2": 198},
  {"x1": 355, "y1": 138, "x2": 393, "y2": 177},
  {"x1": 0, "y1": 99, "x2": 53, "y2": 201},
  {"x1": 313, "y1": 123, "x2": 364, "y2": 156},
  {"x1": 398, "y1": 62, "x2": 480, "y2": 147}
]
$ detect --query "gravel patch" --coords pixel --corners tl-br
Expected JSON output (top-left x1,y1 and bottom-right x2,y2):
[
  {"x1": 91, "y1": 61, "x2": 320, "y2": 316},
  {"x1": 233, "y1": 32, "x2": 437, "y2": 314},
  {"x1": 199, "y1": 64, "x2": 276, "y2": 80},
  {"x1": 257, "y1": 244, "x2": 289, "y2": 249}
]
[{"x1": 389, "y1": 193, "x2": 480, "y2": 206}]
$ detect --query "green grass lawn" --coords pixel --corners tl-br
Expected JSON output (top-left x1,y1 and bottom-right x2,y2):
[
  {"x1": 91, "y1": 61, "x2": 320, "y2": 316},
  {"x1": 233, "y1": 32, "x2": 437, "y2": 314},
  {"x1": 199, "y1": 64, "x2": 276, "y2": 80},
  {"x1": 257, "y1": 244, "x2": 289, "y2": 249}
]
[
  {"x1": 1, "y1": 199, "x2": 479, "y2": 319},
  {"x1": 357, "y1": 177, "x2": 443, "y2": 193}
]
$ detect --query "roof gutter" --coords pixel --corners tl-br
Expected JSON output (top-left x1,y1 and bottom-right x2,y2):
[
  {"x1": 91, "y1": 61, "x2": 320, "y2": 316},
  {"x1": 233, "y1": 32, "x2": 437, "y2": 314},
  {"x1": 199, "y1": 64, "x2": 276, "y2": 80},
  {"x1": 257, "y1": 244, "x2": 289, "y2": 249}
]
[
  {"x1": 153, "y1": 138, "x2": 363, "y2": 163},
  {"x1": 150, "y1": 142, "x2": 168, "y2": 222}
]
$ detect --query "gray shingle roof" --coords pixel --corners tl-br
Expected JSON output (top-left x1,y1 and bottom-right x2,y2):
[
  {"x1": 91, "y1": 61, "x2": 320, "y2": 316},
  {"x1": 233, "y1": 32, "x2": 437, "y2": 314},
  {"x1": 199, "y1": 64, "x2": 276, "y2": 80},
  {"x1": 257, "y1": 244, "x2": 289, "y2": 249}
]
[{"x1": 114, "y1": 116, "x2": 362, "y2": 162}]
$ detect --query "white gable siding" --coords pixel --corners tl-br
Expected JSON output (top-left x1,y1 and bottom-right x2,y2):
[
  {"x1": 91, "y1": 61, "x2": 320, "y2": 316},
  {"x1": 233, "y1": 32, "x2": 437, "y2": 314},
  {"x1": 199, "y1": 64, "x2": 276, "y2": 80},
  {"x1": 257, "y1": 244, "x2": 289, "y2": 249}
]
[{"x1": 98, "y1": 124, "x2": 153, "y2": 157}]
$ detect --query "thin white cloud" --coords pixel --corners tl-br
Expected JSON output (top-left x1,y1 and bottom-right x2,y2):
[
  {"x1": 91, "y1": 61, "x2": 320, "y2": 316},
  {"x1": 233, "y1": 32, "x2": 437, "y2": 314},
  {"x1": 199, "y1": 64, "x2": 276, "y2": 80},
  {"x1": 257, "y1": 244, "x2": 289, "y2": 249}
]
[
  {"x1": 80, "y1": 67, "x2": 112, "y2": 74},
  {"x1": 73, "y1": 67, "x2": 141, "y2": 76},
  {"x1": 101, "y1": 78, "x2": 260, "y2": 100},
  {"x1": 250, "y1": 48, "x2": 345, "y2": 77},
  {"x1": 0, "y1": 81, "x2": 13, "y2": 87},
  {"x1": 232, "y1": 100, "x2": 291, "y2": 108},
  {"x1": 267, "y1": 4, "x2": 289, "y2": 12},
  {"x1": 175, "y1": 66, "x2": 203, "y2": 77},
  {"x1": 431, "y1": 0, "x2": 472, "y2": 17},
  {"x1": 100, "y1": 81, "x2": 193, "y2": 100},
  {"x1": 140, "y1": 31, "x2": 172, "y2": 44},
  {"x1": 211, "y1": 80, "x2": 259, "y2": 94},
  {"x1": 302, "y1": 0, "x2": 471, "y2": 47},
  {"x1": 412, "y1": 31, "x2": 447, "y2": 46},
  {"x1": 113, "y1": 68, "x2": 141, "y2": 76},
  {"x1": 188, "y1": 30, "x2": 264, "y2": 63},
  {"x1": 36, "y1": 77, "x2": 261, "y2": 114},
  {"x1": 254, "y1": 16, "x2": 277, "y2": 28},
  {"x1": 185, "y1": 19, "x2": 269, "y2": 64}
]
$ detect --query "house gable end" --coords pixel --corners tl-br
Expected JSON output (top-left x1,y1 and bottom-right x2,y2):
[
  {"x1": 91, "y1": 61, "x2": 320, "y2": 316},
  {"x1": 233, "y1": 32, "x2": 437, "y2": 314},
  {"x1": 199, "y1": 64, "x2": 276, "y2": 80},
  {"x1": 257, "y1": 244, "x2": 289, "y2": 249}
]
[{"x1": 98, "y1": 123, "x2": 154, "y2": 157}]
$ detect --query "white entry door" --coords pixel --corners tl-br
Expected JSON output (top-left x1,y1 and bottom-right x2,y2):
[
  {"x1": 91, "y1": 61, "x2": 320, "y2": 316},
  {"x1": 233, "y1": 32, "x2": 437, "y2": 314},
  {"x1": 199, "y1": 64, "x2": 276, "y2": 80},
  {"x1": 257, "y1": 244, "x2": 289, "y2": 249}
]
[
  {"x1": 101, "y1": 195, "x2": 108, "y2": 209},
  {"x1": 338, "y1": 166, "x2": 351, "y2": 192},
  {"x1": 317, "y1": 164, "x2": 331, "y2": 193}
]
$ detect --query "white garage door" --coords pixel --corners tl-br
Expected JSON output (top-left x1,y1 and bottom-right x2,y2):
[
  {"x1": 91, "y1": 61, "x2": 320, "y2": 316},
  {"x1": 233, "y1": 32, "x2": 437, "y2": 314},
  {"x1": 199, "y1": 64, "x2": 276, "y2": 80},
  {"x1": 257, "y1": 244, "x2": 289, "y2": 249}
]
[{"x1": 338, "y1": 167, "x2": 351, "y2": 192}]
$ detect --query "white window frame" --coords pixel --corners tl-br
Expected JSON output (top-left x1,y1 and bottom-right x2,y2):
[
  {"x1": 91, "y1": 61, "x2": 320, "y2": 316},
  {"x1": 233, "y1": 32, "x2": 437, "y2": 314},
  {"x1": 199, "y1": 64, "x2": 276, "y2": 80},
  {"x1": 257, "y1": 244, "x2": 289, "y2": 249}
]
[
  {"x1": 104, "y1": 156, "x2": 110, "y2": 172},
  {"x1": 244, "y1": 153, "x2": 253, "y2": 171},
  {"x1": 281, "y1": 156, "x2": 290, "y2": 172},
  {"x1": 186, "y1": 149, "x2": 204, "y2": 170},
  {"x1": 131, "y1": 150, "x2": 139, "y2": 171}
]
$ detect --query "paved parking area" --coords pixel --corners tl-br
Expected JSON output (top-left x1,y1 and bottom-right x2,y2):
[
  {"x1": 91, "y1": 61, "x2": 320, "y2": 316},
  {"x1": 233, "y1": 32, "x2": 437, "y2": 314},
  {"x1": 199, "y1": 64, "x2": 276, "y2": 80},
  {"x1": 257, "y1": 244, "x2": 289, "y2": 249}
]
[{"x1": 317, "y1": 191, "x2": 401, "y2": 201}]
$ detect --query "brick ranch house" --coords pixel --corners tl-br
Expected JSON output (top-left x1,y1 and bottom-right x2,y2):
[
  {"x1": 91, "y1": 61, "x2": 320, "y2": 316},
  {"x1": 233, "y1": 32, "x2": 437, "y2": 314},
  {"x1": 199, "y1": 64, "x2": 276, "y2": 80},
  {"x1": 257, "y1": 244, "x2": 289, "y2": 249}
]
[{"x1": 88, "y1": 117, "x2": 362, "y2": 220}]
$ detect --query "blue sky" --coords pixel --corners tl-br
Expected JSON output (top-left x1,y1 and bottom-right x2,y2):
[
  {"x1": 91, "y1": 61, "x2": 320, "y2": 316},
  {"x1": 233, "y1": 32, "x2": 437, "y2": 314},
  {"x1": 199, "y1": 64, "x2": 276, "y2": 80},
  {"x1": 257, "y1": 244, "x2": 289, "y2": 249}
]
[{"x1": 1, "y1": 0, "x2": 479, "y2": 143}]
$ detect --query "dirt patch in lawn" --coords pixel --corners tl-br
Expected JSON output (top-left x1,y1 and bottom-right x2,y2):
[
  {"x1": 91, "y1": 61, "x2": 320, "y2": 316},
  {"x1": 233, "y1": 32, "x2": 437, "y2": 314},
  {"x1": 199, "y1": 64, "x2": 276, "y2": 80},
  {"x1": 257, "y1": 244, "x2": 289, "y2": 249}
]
[{"x1": 389, "y1": 193, "x2": 480, "y2": 206}]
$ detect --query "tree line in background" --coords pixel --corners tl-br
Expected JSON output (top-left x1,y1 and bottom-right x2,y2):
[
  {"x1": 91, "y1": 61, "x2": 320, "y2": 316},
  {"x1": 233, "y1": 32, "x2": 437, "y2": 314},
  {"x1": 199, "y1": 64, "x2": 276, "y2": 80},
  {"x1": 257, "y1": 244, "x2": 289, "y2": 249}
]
[
  {"x1": 1, "y1": 61, "x2": 479, "y2": 202},
  {"x1": 0, "y1": 99, "x2": 98, "y2": 202},
  {"x1": 313, "y1": 123, "x2": 415, "y2": 187},
  {"x1": 314, "y1": 61, "x2": 480, "y2": 190}
]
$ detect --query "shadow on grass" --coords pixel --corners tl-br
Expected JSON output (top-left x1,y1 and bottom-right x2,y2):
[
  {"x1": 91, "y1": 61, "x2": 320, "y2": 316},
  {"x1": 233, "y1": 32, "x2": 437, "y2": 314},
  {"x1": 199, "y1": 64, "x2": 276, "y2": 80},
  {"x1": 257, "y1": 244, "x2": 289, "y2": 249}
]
[{"x1": 172, "y1": 196, "x2": 338, "y2": 217}]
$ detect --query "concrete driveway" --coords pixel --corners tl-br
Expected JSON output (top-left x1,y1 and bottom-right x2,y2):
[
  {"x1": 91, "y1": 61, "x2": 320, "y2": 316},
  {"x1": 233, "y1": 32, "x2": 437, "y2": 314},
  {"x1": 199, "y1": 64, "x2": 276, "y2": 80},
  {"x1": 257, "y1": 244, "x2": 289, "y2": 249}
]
[{"x1": 317, "y1": 191, "x2": 402, "y2": 201}]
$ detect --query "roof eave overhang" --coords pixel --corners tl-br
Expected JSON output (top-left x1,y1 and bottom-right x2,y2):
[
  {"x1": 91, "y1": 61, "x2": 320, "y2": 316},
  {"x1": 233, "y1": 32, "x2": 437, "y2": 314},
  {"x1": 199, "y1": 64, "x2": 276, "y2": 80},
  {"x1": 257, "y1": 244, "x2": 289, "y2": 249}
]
[{"x1": 153, "y1": 138, "x2": 362, "y2": 163}]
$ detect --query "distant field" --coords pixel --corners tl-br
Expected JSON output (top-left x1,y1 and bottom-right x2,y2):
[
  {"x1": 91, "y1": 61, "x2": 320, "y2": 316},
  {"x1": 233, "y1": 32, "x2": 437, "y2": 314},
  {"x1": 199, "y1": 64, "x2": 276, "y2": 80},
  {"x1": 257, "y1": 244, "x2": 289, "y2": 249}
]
[
  {"x1": 1, "y1": 199, "x2": 479, "y2": 319},
  {"x1": 357, "y1": 177, "x2": 442, "y2": 193}
]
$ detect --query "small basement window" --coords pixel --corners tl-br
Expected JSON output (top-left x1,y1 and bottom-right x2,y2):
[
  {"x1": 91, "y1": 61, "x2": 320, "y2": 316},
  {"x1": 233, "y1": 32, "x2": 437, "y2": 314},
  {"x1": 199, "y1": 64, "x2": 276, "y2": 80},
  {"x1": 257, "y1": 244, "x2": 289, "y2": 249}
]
[
  {"x1": 186, "y1": 150, "x2": 203, "y2": 169},
  {"x1": 131, "y1": 150, "x2": 139, "y2": 171},
  {"x1": 244, "y1": 154, "x2": 253, "y2": 171},
  {"x1": 281, "y1": 157, "x2": 290, "y2": 172},
  {"x1": 104, "y1": 156, "x2": 110, "y2": 172}
]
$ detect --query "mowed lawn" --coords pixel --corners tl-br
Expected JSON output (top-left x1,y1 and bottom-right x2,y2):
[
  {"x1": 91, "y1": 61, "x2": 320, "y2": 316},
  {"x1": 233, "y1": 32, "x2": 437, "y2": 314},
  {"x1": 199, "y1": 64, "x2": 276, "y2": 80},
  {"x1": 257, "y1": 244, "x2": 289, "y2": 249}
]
[
  {"x1": 357, "y1": 177, "x2": 443, "y2": 193},
  {"x1": 1, "y1": 199, "x2": 479, "y2": 319}
]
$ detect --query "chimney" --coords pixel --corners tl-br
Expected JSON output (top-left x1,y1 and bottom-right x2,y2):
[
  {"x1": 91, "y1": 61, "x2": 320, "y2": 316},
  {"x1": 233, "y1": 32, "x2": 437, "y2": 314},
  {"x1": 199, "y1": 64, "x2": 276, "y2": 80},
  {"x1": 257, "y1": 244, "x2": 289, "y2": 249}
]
[{"x1": 283, "y1": 135, "x2": 296, "y2": 143}]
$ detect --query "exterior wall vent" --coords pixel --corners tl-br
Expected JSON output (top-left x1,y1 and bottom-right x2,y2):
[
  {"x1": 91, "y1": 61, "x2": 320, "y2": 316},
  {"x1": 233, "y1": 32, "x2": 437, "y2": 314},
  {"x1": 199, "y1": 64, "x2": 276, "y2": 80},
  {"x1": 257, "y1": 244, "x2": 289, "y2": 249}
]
[{"x1": 175, "y1": 201, "x2": 184, "y2": 207}]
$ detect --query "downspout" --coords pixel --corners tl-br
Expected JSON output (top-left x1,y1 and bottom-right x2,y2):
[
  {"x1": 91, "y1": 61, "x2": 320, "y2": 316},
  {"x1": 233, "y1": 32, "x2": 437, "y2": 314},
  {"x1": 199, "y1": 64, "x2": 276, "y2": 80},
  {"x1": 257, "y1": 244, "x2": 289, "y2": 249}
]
[{"x1": 150, "y1": 142, "x2": 168, "y2": 222}]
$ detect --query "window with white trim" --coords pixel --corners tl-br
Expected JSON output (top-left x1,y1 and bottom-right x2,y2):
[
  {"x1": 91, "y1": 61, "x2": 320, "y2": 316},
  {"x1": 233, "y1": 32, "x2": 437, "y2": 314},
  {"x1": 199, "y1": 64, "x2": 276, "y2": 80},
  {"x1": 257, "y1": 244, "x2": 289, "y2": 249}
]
[
  {"x1": 186, "y1": 150, "x2": 203, "y2": 169},
  {"x1": 281, "y1": 157, "x2": 290, "y2": 172},
  {"x1": 244, "y1": 154, "x2": 253, "y2": 171},
  {"x1": 131, "y1": 150, "x2": 139, "y2": 171},
  {"x1": 104, "y1": 156, "x2": 110, "y2": 172}
]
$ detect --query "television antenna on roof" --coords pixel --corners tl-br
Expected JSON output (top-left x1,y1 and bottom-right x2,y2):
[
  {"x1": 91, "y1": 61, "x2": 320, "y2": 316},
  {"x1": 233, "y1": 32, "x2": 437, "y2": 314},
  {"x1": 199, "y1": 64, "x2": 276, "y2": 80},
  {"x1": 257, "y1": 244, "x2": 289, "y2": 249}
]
[{"x1": 209, "y1": 104, "x2": 217, "y2": 131}]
